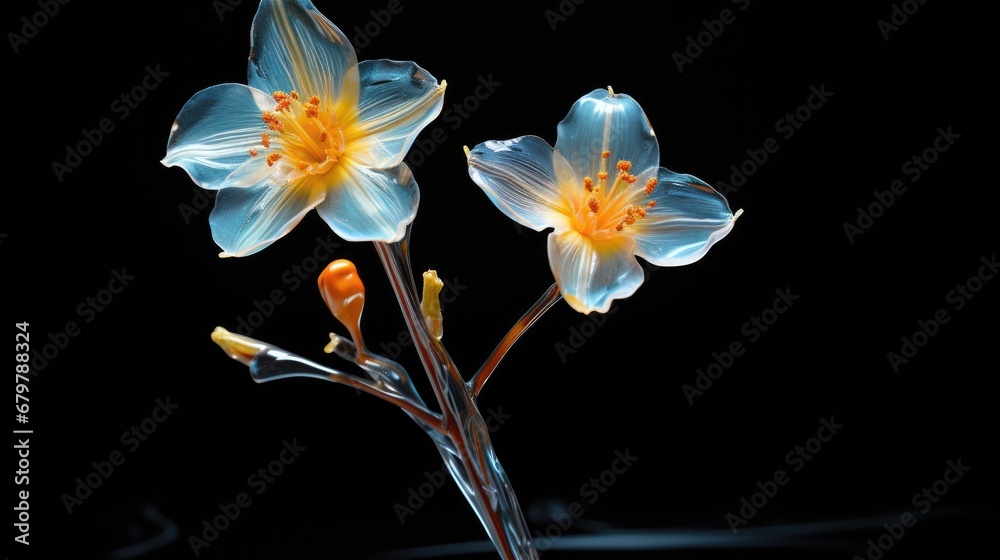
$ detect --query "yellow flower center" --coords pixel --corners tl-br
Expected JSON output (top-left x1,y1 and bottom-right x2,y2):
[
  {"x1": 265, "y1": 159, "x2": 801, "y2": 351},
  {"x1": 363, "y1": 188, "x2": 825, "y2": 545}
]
[
  {"x1": 251, "y1": 90, "x2": 346, "y2": 182},
  {"x1": 570, "y1": 150, "x2": 658, "y2": 240}
]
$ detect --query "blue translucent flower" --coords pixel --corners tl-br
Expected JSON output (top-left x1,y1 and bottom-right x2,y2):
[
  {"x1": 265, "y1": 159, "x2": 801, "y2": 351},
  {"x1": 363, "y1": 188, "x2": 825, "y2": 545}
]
[
  {"x1": 162, "y1": 0, "x2": 445, "y2": 257},
  {"x1": 467, "y1": 88, "x2": 738, "y2": 314}
]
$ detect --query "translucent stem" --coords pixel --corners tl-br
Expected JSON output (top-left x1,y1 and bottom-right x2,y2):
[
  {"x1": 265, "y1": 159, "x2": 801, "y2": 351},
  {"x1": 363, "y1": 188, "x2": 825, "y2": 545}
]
[
  {"x1": 247, "y1": 344, "x2": 445, "y2": 435},
  {"x1": 374, "y1": 233, "x2": 539, "y2": 560},
  {"x1": 469, "y1": 282, "x2": 562, "y2": 399},
  {"x1": 326, "y1": 333, "x2": 428, "y2": 409}
]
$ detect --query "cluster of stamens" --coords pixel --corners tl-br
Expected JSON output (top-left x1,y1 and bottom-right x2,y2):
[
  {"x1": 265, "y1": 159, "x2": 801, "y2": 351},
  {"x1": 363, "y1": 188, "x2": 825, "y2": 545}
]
[
  {"x1": 248, "y1": 90, "x2": 345, "y2": 175},
  {"x1": 577, "y1": 150, "x2": 659, "y2": 234}
]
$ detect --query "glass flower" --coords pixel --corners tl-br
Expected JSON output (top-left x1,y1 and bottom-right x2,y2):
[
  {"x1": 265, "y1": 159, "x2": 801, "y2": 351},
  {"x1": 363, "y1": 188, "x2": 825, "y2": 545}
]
[
  {"x1": 162, "y1": 0, "x2": 445, "y2": 257},
  {"x1": 466, "y1": 87, "x2": 738, "y2": 314}
]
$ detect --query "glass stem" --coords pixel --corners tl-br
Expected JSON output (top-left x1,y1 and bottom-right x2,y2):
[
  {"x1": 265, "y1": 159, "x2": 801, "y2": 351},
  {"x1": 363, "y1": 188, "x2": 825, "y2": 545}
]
[
  {"x1": 470, "y1": 282, "x2": 562, "y2": 400},
  {"x1": 374, "y1": 236, "x2": 539, "y2": 560}
]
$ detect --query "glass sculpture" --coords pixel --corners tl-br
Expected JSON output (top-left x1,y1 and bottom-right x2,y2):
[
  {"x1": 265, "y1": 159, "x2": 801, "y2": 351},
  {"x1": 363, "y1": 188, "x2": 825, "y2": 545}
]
[{"x1": 162, "y1": 1, "x2": 739, "y2": 557}]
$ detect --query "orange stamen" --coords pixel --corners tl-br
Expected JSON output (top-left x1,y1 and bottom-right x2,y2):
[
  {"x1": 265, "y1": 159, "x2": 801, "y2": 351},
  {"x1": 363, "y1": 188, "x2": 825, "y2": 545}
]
[
  {"x1": 645, "y1": 177, "x2": 658, "y2": 195},
  {"x1": 261, "y1": 111, "x2": 282, "y2": 130}
]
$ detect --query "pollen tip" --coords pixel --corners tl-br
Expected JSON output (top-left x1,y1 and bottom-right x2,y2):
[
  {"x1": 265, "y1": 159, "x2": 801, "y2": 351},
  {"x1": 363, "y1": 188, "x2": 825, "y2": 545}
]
[
  {"x1": 607, "y1": 85, "x2": 615, "y2": 96},
  {"x1": 733, "y1": 208, "x2": 744, "y2": 221},
  {"x1": 211, "y1": 326, "x2": 267, "y2": 366},
  {"x1": 463, "y1": 145, "x2": 471, "y2": 158}
]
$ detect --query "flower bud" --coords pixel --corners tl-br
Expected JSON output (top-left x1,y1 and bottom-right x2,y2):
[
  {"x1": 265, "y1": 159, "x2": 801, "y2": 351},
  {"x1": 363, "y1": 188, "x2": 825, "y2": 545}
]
[{"x1": 318, "y1": 259, "x2": 366, "y2": 346}]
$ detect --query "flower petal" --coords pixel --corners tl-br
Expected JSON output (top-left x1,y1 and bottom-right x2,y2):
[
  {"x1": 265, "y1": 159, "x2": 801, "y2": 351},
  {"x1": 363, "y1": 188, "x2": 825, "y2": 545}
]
[
  {"x1": 555, "y1": 89, "x2": 659, "y2": 185},
  {"x1": 248, "y1": 0, "x2": 359, "y2": 108},
  {"x1": 631, "y1": 169, "x2": 735, "y2": 266},
  {"x1": 346, "y1": 60, "x2": 446, "y2": 168},
  {"x1": 467, "y1": 136, "x2": 573, "y2": 232},
  {"x1": 209, "y1": 179, "x2": 325, "y2": 257},
  {"x1": 548, "y1": 230, "x2": 644, "y2": 314},
  {"x1": 162, "y1": 84, "x2": 275, "y2": 190},
  {"x1": 315, "y1": 163, "x2": 418, "y2": 242}
]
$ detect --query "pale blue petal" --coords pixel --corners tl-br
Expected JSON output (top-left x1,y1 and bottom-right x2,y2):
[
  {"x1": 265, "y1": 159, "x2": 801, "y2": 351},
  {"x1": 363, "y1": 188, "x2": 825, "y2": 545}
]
[
  {"x1": 555, "y1": 89, "x2": 659, "y2": 186},
  {"x1": 209, "y1": 180, "x2": 324, "y2": 257},
  {"x1": 632, "y1": 169, "x2": 735, "y2": 266},
  {"x1": 348, "y1": 60, "x2": 445, "y2": 168},
  {"x1": 467, "y1": 136, "x2": 570, "y2": 232},
  {"x1": 548, "y1": 231, "x2": 644, "y2": 315},
  {"x1": 161, "y1": 84, "x2": 275, "y2": 190},
  {"x1": 315, "y1": 163, "x2": 418, "y2": 242},
  {"x1": 248, "y1": 0, "x2": 358, "y2": 104}
]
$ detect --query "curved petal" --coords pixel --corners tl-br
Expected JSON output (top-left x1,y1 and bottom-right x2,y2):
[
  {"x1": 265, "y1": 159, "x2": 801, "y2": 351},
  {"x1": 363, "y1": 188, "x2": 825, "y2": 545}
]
[
  {"x1": 209, "y1": 178, "x2": 325, "y2": 257},
  {"x1": 548, "y1": 230, "x2": 644, "y2": 314},
  {"x1": 248, "y1": 0, "x2": 359, "y2": 109},
  {"x1": 161, "y1": 84, "x2": 275, "y2": 190},
  {"x1": 346, "y1": 60, "x2": 446, "y2": 168},
  {"x1": 555, "y1": 89, "x2": 659, "y2": 186},
  {"x1": 631, "y1": 168, "x2": 735, "y2": 266},
  {"x1": 466, "y1": 136, "x2": 572, "y2": 232},
  {"x1": 315, "y1": 162, "x2": 418, "y2": 242}
]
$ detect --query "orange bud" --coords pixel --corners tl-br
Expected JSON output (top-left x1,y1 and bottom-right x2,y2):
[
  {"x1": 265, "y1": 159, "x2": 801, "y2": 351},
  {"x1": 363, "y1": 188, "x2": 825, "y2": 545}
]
[{"x1": 318, "y1": 260, "x2": 366, "y2": 346}]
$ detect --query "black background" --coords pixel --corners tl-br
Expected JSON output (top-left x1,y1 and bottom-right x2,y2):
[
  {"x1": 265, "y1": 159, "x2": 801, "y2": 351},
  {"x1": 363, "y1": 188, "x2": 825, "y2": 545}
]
[{"x1": 5, "y1": 1, "x2": 995, "y2": 558}]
